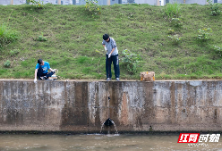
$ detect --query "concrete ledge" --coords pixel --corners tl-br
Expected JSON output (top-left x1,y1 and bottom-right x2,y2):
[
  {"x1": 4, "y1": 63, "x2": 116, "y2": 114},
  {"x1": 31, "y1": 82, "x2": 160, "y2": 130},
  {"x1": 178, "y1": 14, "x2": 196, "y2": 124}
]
[{"x1": 0, "y1": 80, "x2": 222, "y2": 133}]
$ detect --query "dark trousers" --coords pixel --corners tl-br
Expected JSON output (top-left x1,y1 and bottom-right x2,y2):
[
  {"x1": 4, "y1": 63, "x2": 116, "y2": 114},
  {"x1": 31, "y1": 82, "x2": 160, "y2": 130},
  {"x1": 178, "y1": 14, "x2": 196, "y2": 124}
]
[
  {"x1": 106, "y1": 54, "x2": 120, "y2": 79},
  {"x1": 37, "y1": 67, "x2": 54, "y2": 79}
]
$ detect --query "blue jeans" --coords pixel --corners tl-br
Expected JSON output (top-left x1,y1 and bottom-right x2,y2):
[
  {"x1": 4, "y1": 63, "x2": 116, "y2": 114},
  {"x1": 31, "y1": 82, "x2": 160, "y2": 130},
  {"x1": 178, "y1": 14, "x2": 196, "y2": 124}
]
[
  {"x1": 37, "y1": 67, "x2": 54, "y2": 79},
  {"x1": 106, "y1": 54, "x2": 120, "y2": 79}
]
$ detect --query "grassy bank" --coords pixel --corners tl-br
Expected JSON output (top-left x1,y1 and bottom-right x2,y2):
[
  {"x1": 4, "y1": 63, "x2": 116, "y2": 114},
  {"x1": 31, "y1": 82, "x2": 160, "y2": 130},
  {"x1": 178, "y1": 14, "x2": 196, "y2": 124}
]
[{"x1": 0, "y1": 4, "x2": 222, "y2": 80}]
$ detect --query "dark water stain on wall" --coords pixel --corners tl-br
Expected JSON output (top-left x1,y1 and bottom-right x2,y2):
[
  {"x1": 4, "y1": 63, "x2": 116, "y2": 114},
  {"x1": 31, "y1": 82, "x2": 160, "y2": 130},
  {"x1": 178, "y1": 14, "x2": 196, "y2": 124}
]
[
  {"x1": 94, "y1": 83, "x2": 101, "y2": 126},
  {"x1": 60, "y1": 82, "x2": 91, "y2": 131}
]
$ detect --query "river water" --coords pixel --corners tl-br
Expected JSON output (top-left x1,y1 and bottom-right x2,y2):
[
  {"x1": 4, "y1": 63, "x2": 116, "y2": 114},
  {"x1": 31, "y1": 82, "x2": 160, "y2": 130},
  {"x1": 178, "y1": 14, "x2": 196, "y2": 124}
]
[{"x1": 0, "y1": 134, "x2": 221, "y2": 151}]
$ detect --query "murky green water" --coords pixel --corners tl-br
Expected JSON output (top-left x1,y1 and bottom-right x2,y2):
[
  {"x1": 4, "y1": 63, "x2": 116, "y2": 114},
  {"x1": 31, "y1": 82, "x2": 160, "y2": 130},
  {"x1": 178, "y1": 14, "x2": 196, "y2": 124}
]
[{"x1": 0, "y1": 134, "x2": 221, "y2": 151}]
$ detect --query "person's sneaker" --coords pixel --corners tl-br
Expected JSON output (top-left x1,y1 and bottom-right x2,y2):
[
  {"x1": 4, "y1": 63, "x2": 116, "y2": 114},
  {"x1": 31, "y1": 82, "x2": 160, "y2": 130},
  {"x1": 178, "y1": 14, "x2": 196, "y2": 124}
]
[
  {"x1": 40, "y1": 76, "x2": 47, "y2": 80},
  {"x1": 107, "y1": 78, "x2": 111, "y2": 81},
  {"x1": 116, "y1": 78, "x2": 120, "y2": 81}
]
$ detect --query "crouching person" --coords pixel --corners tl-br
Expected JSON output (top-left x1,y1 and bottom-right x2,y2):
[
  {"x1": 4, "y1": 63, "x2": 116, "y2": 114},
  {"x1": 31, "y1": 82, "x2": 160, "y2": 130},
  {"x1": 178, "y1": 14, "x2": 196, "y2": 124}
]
[{"x1": 34, "y1": 59, "x2": 55, "y2": 83}]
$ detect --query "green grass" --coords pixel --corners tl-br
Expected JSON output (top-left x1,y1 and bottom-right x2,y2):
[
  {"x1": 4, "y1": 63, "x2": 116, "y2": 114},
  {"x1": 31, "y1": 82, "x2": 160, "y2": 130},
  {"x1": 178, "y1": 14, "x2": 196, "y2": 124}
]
[
  {"x1": 0, "y1": 24, "x2": 18, "y2": 48},
  {"x1": 165, "y1": 3, "x2": 181, "y2": 18},
  {"x1": 0, "y1": 4, "x2": 222, "y2": 80}
]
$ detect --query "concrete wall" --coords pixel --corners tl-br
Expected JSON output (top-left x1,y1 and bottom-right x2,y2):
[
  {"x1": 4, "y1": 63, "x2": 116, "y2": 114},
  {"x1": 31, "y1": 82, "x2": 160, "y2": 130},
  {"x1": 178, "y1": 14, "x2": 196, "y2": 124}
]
[
  {"x1": 215, "y1": 0, "x2": 222, "y2": 3},
  {"x1": 169, "y1": 0, "x2": 184, "y2": 4},
  {"x1": 167, "y1": 0, "x2": 207, "y2": 5},
  {"x1": 0, "y1": 80, "x2": 222, "y2": 133},
  {"x1": 185, "y1": 0, "x2": 207, "y2": 5},
  {"x1": 43, "y1": 0, "x2": 58, "y2": 4},
  {"x1": 135, "y1": 0, "x2": 157, "y2": 5},
  {"x1": 0, "y1": 0, "x2": 11, "y2": 5},
  {"x1": 13, "y1": 0, "x2": 26, "y2": 5}
]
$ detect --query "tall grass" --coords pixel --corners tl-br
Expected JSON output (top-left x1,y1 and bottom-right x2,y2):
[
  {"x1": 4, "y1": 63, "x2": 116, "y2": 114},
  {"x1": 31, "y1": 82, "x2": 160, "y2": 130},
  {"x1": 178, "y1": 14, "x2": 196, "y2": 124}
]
[
  {"x1": 0, "y1": 25, "x2": 18, "y2": 48},
  {"x1": 165, "y1": 3, "x2": 181, "y2": 18}
]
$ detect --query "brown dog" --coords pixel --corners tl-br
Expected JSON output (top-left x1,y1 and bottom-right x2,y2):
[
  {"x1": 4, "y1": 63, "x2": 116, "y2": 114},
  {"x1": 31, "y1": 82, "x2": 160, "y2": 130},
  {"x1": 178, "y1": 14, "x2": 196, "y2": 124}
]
[{"x1": 140, "y1": 71, "x2": 155, "y2": 81}]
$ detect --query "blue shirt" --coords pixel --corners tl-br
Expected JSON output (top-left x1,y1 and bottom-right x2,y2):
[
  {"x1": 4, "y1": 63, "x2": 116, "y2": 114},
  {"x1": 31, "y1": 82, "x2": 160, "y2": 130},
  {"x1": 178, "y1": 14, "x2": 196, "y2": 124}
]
[{"x1": 35, "y1": 61, "x2": 50, "y2": 74}]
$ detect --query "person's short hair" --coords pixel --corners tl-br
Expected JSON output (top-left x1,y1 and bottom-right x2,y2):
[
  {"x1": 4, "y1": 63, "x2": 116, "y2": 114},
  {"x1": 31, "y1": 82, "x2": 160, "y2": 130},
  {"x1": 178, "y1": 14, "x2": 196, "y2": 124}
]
[
  {"x1": 103, "y1": 34, "x2": 109, "y2": 40},
  {"x1": 37, "y1": 59, "x2": 43, "y2": 64}
]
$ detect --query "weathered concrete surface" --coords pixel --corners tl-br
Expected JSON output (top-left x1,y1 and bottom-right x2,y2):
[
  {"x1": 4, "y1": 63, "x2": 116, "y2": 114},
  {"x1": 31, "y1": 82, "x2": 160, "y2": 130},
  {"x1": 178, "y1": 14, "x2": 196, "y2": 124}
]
[{"x1": 0, "y1": 80, "x2": 222, "y2": 133}]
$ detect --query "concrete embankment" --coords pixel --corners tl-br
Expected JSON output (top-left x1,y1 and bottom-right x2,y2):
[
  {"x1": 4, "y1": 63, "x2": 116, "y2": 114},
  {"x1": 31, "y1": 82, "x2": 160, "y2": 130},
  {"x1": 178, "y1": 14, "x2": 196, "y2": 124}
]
[{"x1": 0, "y1": 80, "x2": 222, "y2": 133}]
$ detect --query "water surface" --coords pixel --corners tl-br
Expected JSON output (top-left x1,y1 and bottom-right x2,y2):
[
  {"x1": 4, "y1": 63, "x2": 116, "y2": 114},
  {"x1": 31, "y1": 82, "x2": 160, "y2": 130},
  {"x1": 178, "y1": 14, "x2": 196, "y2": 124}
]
[{"x1": 0, "y1": 134, "x2": 221, "y2": 151}]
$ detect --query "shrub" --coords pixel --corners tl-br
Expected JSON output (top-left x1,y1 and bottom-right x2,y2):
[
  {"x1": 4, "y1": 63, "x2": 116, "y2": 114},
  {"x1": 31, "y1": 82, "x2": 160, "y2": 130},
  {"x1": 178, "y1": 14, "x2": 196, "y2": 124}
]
[
  {"x1": 213, "y1": 45, "x2": 222, "y2": 57},
  {"x1": 85, "y1": 0, "x2": 101, "y2": 18},
  {"x1": 36, "y1": 32, "x2": 47, "y2": 41},
  {"x1": 170, "y1": 18, "x2": 182, "y2": 27},
  {"x1": 197, "y1": 27, "x2": 212, "y2": 41},
  {"x1": 10, "y1": 49, "x2": 20, "y2": 56},
  {"x1": 4, "y1": 60, "x2": 11, "y2": 68},
  {"x1": 168, "y1": 34, "x2": 181, "y2": 45},
  {"x1": 207, "y1": 0, "x2": 221, "y2": 16},
  {"x1": 121, "y1": 49, "x2": 140, "y2": 74},
  {"x1": 0, "y1": 25, "x2": 18, "y2": 48},
  {"x1": 165, "y1": 3, "x2": 180, "y2": 18},
  {"x1": 168, "y1": 28, "x2": 175, "y2": 34},
  {"x1": 26, "y1": 0, "x2": 44, "y2": 9},
  {"x1": 213, "y1": 45, "x2": 222, "y2": 52}
]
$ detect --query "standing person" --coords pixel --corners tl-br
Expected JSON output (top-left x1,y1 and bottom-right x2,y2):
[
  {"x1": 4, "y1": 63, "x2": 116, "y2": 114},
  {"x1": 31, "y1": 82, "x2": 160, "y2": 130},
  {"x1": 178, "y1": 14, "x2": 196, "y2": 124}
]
[
  {"x1": 34, "y1": 59, "x2": 55, "y2": 83},
  {"x1": 102, "y1": 34, "x2": 120, "y2": 81}
]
